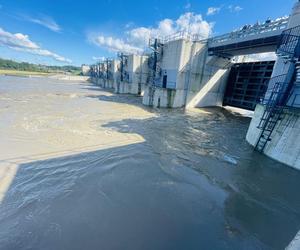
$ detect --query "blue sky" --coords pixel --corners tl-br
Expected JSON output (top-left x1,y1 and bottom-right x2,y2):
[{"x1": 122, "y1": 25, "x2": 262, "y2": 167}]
[{"x1": 0, "y1": 0, "x2": 295, "y2": 66}]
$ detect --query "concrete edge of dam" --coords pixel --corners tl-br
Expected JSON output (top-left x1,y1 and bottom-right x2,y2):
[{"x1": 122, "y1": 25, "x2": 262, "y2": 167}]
[{"x1": 247, "y1": 104, "x2": 300, "y2": 170}]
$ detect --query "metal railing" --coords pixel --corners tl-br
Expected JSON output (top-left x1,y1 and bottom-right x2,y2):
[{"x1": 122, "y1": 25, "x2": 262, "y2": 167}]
[
  {"x1": 290, "y1": 94, "x2": 300, "y2": 107},
  {"x1": 209, "y1": 16, "x2": 289, "y2": 46},
  {"x1": 162, "y1": 31, "x2": 199, "y2": 43},
  {"x1": 255, "y1": 24, "x2": 300, "y2": 152},
  {"x1": 260, "y1": 74, "x2": 288, "y2": 104},
  {"x1": 277, "y1": 25, "x2": 300, "y2": 58},
  {"x1": 149, "y1": 16, "x2": 289, "y2": 47},
  {"x1": 150, "y1": 31, "x2": 208, "y2": 45}
]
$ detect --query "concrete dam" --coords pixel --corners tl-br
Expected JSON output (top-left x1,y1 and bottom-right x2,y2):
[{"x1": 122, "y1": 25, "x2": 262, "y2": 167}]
[
  {"x1": 1, "y1": 1, "x2": 300, "y2": 250},
  {"x1": 88, "y1": 2, "x2": 300, "y2": 171}
]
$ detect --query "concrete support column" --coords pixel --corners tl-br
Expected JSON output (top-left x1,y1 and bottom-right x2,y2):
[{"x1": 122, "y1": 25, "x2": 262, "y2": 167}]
[{"x1": 186, "y1": 56, "x2": 231, "y2": 108}]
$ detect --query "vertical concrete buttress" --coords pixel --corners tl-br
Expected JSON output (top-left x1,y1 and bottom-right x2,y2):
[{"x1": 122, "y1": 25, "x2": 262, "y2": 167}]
[{"x1": 246, "y1": 1, "x2": 300, "y2": 171}]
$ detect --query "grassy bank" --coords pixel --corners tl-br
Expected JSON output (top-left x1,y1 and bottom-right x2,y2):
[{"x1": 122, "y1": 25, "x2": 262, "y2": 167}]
[
  {"x1": 0, "y1": 58, "x2": 81, "y2": 76},
  {"x1": 0, "y1": 69, "x2": 51, "y2": 77}
]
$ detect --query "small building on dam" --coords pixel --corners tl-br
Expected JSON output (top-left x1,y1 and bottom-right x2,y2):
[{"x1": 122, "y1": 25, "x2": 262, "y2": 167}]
[{"x1": 88, "y1": 1, "x2": 300, "y2": 170}]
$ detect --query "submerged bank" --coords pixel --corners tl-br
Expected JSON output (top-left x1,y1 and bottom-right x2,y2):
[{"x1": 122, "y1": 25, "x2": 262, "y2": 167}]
[{"x1": 0, "y1": 76, "x2": 299, "y2": 250}]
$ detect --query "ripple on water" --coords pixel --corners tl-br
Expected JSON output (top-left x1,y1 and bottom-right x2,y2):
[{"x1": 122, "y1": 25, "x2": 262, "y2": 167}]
[{"x1": 0, "y1": 77, "x2": 299, "y2": 250}]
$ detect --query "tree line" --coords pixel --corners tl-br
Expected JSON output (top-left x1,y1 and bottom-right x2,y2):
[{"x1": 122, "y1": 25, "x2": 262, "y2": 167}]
[{"x1": 0, "y1": 58, "x2": 80, "y2": 74}]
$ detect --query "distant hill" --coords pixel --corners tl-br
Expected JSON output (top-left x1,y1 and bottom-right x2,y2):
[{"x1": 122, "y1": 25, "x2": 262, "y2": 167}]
[{"x1": 0, "y1": 58, "x2": 81, "y2": 75}]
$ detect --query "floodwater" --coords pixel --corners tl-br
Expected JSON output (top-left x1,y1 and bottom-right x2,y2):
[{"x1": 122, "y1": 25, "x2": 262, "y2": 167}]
[{"x1": 0, "y1": 76, "x2": 299, "y2": 250}]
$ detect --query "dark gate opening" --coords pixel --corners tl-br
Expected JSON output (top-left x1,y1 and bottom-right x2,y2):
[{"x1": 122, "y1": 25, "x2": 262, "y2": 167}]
[
  {"x1": 162, "y1": 75, "x2": 167, "y2": 88},
  {"x1": 223, "y1": 61, "x2": 275, "y2": 111}
]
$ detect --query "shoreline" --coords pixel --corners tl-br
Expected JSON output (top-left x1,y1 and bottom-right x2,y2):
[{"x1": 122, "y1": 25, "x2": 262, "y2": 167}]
[
  {"x1": 0, "y1": 69, "x2": 51, "y2": 77},
  {"x1": 0, "y1": 71, "x2": 89, "y2": 81}
]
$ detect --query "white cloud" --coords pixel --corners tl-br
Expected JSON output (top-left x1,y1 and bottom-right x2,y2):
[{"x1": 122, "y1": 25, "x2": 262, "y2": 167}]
[
  {"x1": 89, "y1": 12, "x2": 213, "y2": 54},
  {"x1": 90, "y1": 35, "x2": 143, "y2": 54},
  {"x1": 0, "y1": 27, "x2": 71, "y2": 63},
  {"x1": 228, "y1": 5, "x2": 243, "y2": 13},
  {"x1": 185, "y1": 3, "x2": 191, "y2": 10},
  {"x1": 21, "y1": 14, "x2": 61, "y2": 32},
  {"x1": 234, "y1": 6, "x2": 243, "y2": 12},
  {"x1": 125, "y1": 22, "x2": 134, "y2": 29},
  {"x1": 207, "y1": 7, "x2": 221, "y2": 16}
]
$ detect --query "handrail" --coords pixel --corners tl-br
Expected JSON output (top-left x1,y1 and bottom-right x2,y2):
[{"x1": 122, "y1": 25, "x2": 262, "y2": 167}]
[
  {"x1": 261, "y1": 81, "x2": 287, "y2": 104},
  {"x1": 209, "y1": 16, "x2": 289, "y2": 46},
  {"x1": 149, "y1": 16, "x2": 289, "y2": 46},
  {"x1": 260, "y1": 74, "x2": 287, "y2": 104},
  {"x1": 150, "y1": 31, "x2": 208, "y2": 45},
  {"x1": 277, "y1": 25, "x2": 300, "y2": 58}
]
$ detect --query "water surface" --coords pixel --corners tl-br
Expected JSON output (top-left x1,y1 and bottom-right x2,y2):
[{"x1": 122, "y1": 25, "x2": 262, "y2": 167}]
[{"x1": 0, "y1": 76, "x2": 299, "y2": 250}]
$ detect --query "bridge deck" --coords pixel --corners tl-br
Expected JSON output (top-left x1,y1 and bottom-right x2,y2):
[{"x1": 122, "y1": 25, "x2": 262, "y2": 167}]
[
  {"x1": 208, "y1": 17, "x2": 289, "y2": 56},
  {"x1": 208, "y1": 35, "x2": 280, "y2": 56}
]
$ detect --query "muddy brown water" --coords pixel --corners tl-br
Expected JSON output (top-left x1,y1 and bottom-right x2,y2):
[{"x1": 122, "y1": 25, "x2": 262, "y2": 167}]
[{"x1": 0, "y1": 76, "x2": 299, "y2": 250}]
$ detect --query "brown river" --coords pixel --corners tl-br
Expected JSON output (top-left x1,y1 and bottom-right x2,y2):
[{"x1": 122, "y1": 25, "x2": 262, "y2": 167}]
[{"x1": 0, "y1": 76, "x2": 299, "y2": 250}]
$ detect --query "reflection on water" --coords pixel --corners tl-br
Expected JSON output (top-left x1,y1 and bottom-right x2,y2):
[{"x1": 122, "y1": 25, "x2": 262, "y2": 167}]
[{"x1": 0, "y1": 76, "x2": 300, "y2": 250}]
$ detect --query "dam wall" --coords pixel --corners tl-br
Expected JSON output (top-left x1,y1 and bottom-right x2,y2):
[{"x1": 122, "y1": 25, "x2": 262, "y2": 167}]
[
  {"x1": 88, "y1": 1, "x2": 300, "y2": 170},
  {"x1": 142, "y1": 39, "x2": 229, "y2": 108},
  {"x1": 114, "y1": 54, "x2": 148, "y2": 95},
  {"x1": 247, "y1": 104, "x2": 300, "y2": 170}
]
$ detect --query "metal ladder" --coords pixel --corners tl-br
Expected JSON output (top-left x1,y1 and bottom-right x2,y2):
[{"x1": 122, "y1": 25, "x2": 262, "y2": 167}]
[
  {"x1": 254, "y1": 25, "x2": 300, "y2": 152},
  {"x1": 148, "y1": 38, "x2": 163, "y2": 107},
  {"x1": 255, "y1": 81, "x2": 286, "y2": 152},
  {"x1": 117, "y1": 53, "x2": 127, "y2": 93}
]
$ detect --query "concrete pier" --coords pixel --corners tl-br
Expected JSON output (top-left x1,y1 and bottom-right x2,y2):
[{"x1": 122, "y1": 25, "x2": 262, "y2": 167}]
[
  {"x1": 117, "y1": 54, "x2": 148, "y2": 95},
  {"x1": 245, "y1": 0, "x2": 300, "y2": 170},
  {"x1": 143, "y1": 38, "x2": 207, "y2": 108},
  {"x1": 186, "y1": 56, "x2": 231, "y2": 108},
  {"x1": 247, "y1": 104, "x2": 300, "y2": 169}
]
